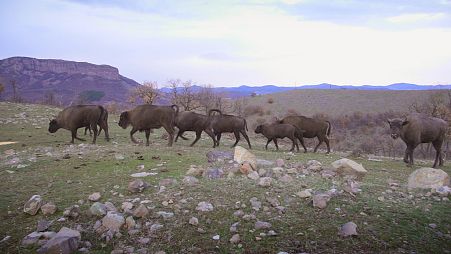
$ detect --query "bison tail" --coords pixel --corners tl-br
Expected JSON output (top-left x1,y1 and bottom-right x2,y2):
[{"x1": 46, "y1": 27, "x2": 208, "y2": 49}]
[
  {"x1": 171, "y1": 104, "x2": 179, "y2": 114},
  {"x1": 244, "y1": 118, "x2": 248, "y2": 131},
  {"x1": 208, "y1": 109, "x2": 222, "y2": 116},
  {"x1": 326, "y1": 121, "x2": 332, "y2": 138}
]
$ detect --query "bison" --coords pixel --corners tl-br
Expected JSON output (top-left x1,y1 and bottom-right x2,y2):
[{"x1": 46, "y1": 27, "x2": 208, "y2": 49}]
[
  {"x1": 388, "y1": 113, "x2": 447, "y2": 168},
  {"x1": 48, "y1": 105, "x2": 109, "y2": 144},
  {"x1": 174, "y1": 111, "x2": 217, "y2": 147},
  {"x1": 83, "y1": 109, "x2": 109, "y2": 138},
  {"x1": 278, "y1": 115, "x2": 331, "y2": 153},
  {"x1": 208, "y1": 109, "x2": 251, "y2": 149},
  {"x1": 118, "y1": 104, "x2": 178, "y2": 146},
  {"x1": 254, "y1": 123, "x2": 304, "y2": 152}
]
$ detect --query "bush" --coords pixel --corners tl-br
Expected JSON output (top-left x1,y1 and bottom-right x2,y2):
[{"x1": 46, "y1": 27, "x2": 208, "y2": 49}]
[
  {"x1": 244, "y1": 105, "x2": 264, "y2": 117},
  {"x1": 267, "y1": 97, "x2": 274, "y2": 104}
]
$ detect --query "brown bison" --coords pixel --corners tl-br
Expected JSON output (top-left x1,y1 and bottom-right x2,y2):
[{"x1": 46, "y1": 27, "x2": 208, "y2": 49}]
[
  {"x1": 209, "y1": 109, "x2": 251, "y2": 149},
  {"x1": 174, "y1": 111, "x2": 217, "y2": 147},
  {"x1": 118, "y1": 104, "x2": 178, "y2": 146},
  {"x1": 254, "y1": 123, "x2": 304, "y2": 152},
  {"x1": 388, "y1": 113, "x2": 447, "y2": 168},
  {"x1": 278, "y1": 115, "x2": 331, "y2": 153},
  {"x1": 84, "y1": 109, "x2": 109, "y2": 137},
  {"x1": 48, "y1": 105, "x2": 109, "y2": 144}
]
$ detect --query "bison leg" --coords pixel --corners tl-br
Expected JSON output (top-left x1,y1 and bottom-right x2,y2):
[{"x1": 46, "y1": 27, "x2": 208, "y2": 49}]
[
  {"x1": 273, "y1": 138, "x2": 279, "y2": 151},
  {"x1": 162, "y1": 124, "x2": 175, "y2": 147},
  {"x1": 265, "y1": 138, "x2": 272, "y2": 150},
  {"x1": 403, "y1": 149, "x2": 409, "y2": 164},
  {"x1": 289, "y1": 137, "x2": 298, "y2": 152},
  {"x1": 298, "y1": 137, "x2": 307, "y2": 153},
  {"x1": 324, "y1": 137, "x2": 331, "y2": 154},
  {"x1": 240, "y1": 130, "x2": 252, "y2": 149},
  {"x1": 190, "y1": 131, "x2": 203, "y2": 147},
  {"x1": 84, "y1": 127, "x2": 92, "y2": 136},
  {"x1": 175, "y1": 130, "x2": 184, "y2": 142},
  {"x1": 204, "y1": 128, "x2": 217, "y2": 148},
  {"x1": 314, "y1": 136, "x2": 325, "y2": 153},
  {"x1": 406, "y1": 145, "x2": 416, "y2": 167},
  {"x1": 231, "y1": 131, "x2": 241, "y2": 148},
  {"x1": 130, "y1": 128, "x2": 139, "y2": 144},
  {"x1": 100, "y1": 122, "x2": 110, "y2": 141},
  {"x1": 432, "y1": 140, "x2": 444, "y2": 168},
  {"x1": 91, "y1": 124, "x2": 98, "y2": 144},
  {"x1": 144, "y1": 129, "x2": 151, "y2": 146},
  {"x1": 216, "y1": 133, "x2": 222, "y2": 146}
]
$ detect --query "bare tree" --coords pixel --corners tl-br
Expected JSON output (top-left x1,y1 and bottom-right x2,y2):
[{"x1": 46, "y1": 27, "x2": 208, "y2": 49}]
[
  {"x1": 129, "y1": 81, "x2": 160, "y2": 105},
  {"x1": 167, "y1": 79, "x2": 200, "y2": 111},
  {"x1": 198, "y1": 84, "x2": 217, "y2": 113},
  {"x1": 233, "y1": 96, "x2": 249, "y2": 117}
]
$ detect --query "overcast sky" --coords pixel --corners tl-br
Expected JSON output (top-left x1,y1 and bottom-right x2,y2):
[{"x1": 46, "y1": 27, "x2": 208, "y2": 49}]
[{"x1": 1, "y1": 0, "x2": 451, "y2": 86}]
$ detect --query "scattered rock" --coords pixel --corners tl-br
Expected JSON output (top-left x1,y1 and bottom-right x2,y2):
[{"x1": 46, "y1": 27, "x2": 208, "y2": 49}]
[
  {"x1": 128, "y1": 179, "x2": 149, "y2": 193},
  {"x1": 230, "y1": 222, "x2": 239, "y2": 232},
  {"x1": 22, "y1": 231, "x2": 56, "y2": 246},
  {"x1": 234, "y1": 146, "x2": 257, "y2": 169},
  {"x1": 125, "y1": 216, "x2": 136, "y2": 229},
  {"x1": 89, "y1": 202, "x2": 107, "y2": 217},
  {"x1": 230, "y1": 234, "x2": 240, "y2": 244},
  {"x1": 271, "y1": 167, "x2": 284, "y2": 177},
  {"x1": 115, "y1": 154, "x2": 125, "y2": 160},
  {"x1": 247, "y1": 170, "x2": 260, "y2": 180},
  {"x1": 37, "y1": 219, "x2": 52, "y2": 232},
  {"x1": 206, "y1": 150, "x2": 233, "y2": 163},
  {"x1": 331, "y1": 158, "x2": 367, "y2": 179},
  {"x1": 203, "y1": 168, "x2": 224, "y2": 179},
  {"x1": 250, "y1": 197, "x2": 262, "y2": 211},
  {"x1": 343, "y1": 179, "x2": 361, "y2": 194},
  {"x1": 296, "y1": 189, "x2": 312, "y2": 198},
  {"x1": 256, "y1": 159, "x2": 274, "y2": 167},
  {"x1": 132, "y1": 204, "x2": 149, "y2": 218},
  {"x1": 275, "y1": 158, "x2": 285, "y2": 167},
  {"x1": 88, "y1": 192, "x2": 101, "y2": 202},
  {"x1": 407, "y1": 168, "x2": 450, "y2": 190},
  {"x1": 266, "y1": 197, "x2": 280, "y2": 207},
  {"x1": 255, "y1": 221, "x2": 272, "y2": 230},
  {"x1": 37, "y1": 227, "x2": 81, "y2": 254},
  {"x1": 286, "y1": 168, "x2": 297, "y2": 174},
  {"x1": 159, "y1": 178, "x2": 177, "y2": 187},
  {"x1": 233, "y1": 210, "x2": 244, "y2": 217},
  {"x1": 102, "y1": 212, "x2": 125, "y2": 232},
  {"x1": 182, "y1": 176, "x2": 199, "y2": 186},
  {"x1": 258, "y1": 177, "x2": 273, "y2": 187},
  {"x1": 104, "y1": 202, "x2": 117, "y2": 212},
  {"x1": 138, "y1": 237, "x2": 151, "y2": 245},
  {"x1": 189, "y1": 217, "x2": 199, "y2": 226},
  {"x1": 435, "y1": 186, "x2": 451, "y2": 196},
  {"x1": 306, "y1": 160, "x2": 322, "y2": 171},
  {"x1": 24, "y1": 195, "x2": 42, "y2": 215},
  {"x1": 157, "y1": 211, "x2": 174, "y2": 220},
  {"x1": 240, "y1": 162, "x2": 254, "y2": 175},
  {"x1": 130, "y1": 172, "x2": 157, "y2": 178},
  {"x1": 212, "y1": 235, "x2": 220, "y2": 240},
  {"x1": 312, "y1": 193, "x2": 331, "y2": 209},
  {"x1": 41, "y1": 202, "x2": 57, "y2": 215},
  {"x1": 279, "y1": 174, "x2": 293, "y2": 183},
  {"x1": 428, "y1": 223, "x2": 437, "y2": 229},
  {"x1": 339, "y1": 222, "x2": 358, "y2": 237},
  {"x1": 121, "y1": 202, "x2": 133, "y2": 212},
  {"x1": 196, "y1": 201, "x2": 214, "y2": 212},
  {"x1": 63, "y1": 205, "x2": 80, "y2": 219},
  {"x1": 186, "y1": 166, "x2": 204, "y2": 176}
]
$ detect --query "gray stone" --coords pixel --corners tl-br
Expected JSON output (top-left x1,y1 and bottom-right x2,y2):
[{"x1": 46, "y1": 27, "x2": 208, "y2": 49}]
[
  {"x1": 182, "y1": 176, "x2": 199, "y2": 186},
  {"x1": 279, "y1": 174, "x2": 293, "y2": 183},
  {"x1": 196, "y1": 201, "x2": 214, "y2": 212},
  {"x1": 157, "y1": 211, "x2": 174, "y2": 220},
  {"x1": 186, "y1": 166, "x2": 204, "y2": 176},
  {"x1": 189, "y1": 217, "x2": 199, "y2": 226},
  {"x1": 63, "y1": 205, "x2": 80, "y2": 218},
  {"x1": 22, "y1": 231, "x2": 56, "y2": 246},
  {"x1": 230, "y1": 234, "x2": 240, "y2": 244},
  {"x1": 258, "y1": 177, "x2": 273, "y2": 187},
  {"x1": 408, "y1": 168, "x2": 450, "y2": 190},
  {"x1": 331, "y1": 158, "x2": 367, "y2": 179},
  {"x1": 203, "y1": 168, "x2": 224, "y2": 179},
  {"x1": 255, "y1": 221, "x2": 272, "y2": 230},
  {"x1": 339, "y1": 222, "x2": 358, "y2": 237},
  {"x1": 313, "y1": 193, "x2": 331, "y2": 209},
  {"x1": 24, "y1": 195, "x2": 42, "y2": 215},
  {"x1": 296, "y1": 189, "x2": 312, "y2": 198},
  {"x1": 307, "y1": 160, "x2": 322, "y2": 171},
  {"x1": 88, "y1": 192, "x2": 101, "y2": 202},
  {"x1": 41, "y1": 202, "x2": 57, "y2": 215},
  {"x1": 132, "y1": 204, "x2": 149, "y2": 218},
  {"x1": 275, "y1": 158, "x2": 285, "y2": 167},
  {"x1": 206, "y1": 150, "x2": 233, "y2": 163},
  {"x1": 159, "y1": 178, "x2": 177, "y2": 187},
  {"x1": 128, "y1": 179, "x2": 149, "y2": 193},
  {"x1": 102, "y1": 212, "x2": 125, "y2": 232},
  {"x1": 37, "y1": 219, "x2": 52, "y2": 232},
  {"x1": 247, "y1": 170, "x2": 260, "y2": 180},
  {"x1": 90, "y1": 202, "x2": 107, "y2": 217},
  {"x1": 37, "y1": 227, "x2": 81, "y2": 254},
  {"x1": 250, "y1": 197, "x2": 262, "y2": 211}
]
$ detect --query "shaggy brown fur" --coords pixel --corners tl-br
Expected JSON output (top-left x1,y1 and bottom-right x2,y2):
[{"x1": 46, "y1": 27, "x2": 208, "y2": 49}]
[
  {"x1": 49, "y1": 105, "x2": 109, "y2": 144},
  {"x1": 388, "y1": 113, "x2": 447, "y2": 168},
  {"x1": 118, "y1": 104, "x2": 178, "y2": 146},
  {"x1": 208, "y1": 109, "x2": 251, "y2": 149},
  {"x1": 174, "y1": 111, "x2": 217, "y2": 147},
  {"x1": 255, "y1": 123, "x2": 304, "y2": 152},
  {"x1": 278, "y1": 115, "x2": 331, "y2": 153}
]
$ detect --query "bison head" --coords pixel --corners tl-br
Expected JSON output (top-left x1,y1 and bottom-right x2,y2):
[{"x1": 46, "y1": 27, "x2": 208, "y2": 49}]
[
  {"x1": 254, "y1": 125, "x2": 263, "y2": 134},
  {"x1": 118, "y1": 111, "x2": 130, "y2": 129},
  {"x1": 387, "y1": 118, "x2": 408, "y2": 139},
  {"x1": 48, "y1": 119, "x2": 59, "y2": 133}
]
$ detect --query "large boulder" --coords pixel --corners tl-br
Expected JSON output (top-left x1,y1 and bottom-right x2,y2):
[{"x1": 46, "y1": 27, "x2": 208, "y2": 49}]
[
  {"x1": 234, "y1": 146, "x2": 257, "y2": 170},
  {"x1": 206, "y1": 150, "x2": 233, "y2": 163},
  {"x1": 407, "y1": 168, "x2": 450, "y2": 190},
  {"x1": 101, "y1": 211, "x2": 125, "y2": 232},
  {"x1": 41, "y1": 202, "x2": 57, "y2": 215},
  {"x1": 24, "y1": 195, "x2": 42, "y2": 215},
  {"x1": 89, "y1": 202, "x2": 107, "y2": 217},
  {"x1": 331, "y1": 158, "x2": 367, "y2": 179},
  {"x1": 37, "y1": 227, "x2": 81, "y2": 254}
]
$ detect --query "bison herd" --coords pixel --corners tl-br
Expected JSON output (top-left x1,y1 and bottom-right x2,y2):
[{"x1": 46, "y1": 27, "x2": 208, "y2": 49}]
[{"x1": 48, "y1": 104, "x2": 448, "y2": 168}]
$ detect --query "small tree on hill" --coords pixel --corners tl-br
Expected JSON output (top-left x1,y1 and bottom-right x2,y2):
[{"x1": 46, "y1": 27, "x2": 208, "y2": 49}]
[
  {"x1": 167, "y1": 79, "x2": 200, "y2": 111},
  {"x1": 129, "y1": 81, "x2": 160, "y2": 104}
]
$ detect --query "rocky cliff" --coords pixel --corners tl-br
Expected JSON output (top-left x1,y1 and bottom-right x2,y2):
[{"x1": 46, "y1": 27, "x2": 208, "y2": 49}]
[{"x1": 0, "y1": 57, "x2": 139, "y2": 105}]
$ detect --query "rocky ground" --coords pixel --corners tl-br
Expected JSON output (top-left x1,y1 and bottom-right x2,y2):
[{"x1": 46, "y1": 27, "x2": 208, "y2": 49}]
[{"x1": 0, "y1": 102, "x2": 450, "y2": 254}]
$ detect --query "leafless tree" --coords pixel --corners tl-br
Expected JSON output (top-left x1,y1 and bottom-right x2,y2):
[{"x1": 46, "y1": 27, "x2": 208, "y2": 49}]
[
  {"x1": 233, "y1": 97, "x2": 249, "y2": 117},
  {"x1": 167, "y1": 79, "x2": 200, "y2": 111},
  {"x1": 129, "y1": 81, "x2": 160, "y2": 105}
]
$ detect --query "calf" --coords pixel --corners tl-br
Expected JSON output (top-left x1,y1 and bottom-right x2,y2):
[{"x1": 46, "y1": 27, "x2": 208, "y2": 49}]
[
  {"x1": 174, "y1": 111, "x2": 217, "y2": 147},
  {"x1": 255, "y1": 123, "x2": 304, "y2": 152},
  {"x1": 209, "y1": 109, "x2": 252, "y2": 149}
]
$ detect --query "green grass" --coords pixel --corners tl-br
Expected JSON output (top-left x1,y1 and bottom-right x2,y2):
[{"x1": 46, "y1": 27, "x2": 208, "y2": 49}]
[{"x1": 0, "y1": 102, "x2": 450, "y2": 254}]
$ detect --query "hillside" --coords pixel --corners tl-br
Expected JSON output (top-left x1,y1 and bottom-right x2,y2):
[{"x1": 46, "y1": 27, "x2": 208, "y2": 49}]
[
  {"x1": 0, "y1": 57, "x2": 139, "y2": 105},
  {"x1": 246, "y1": 89, "x2": 439, "y2": 118}
]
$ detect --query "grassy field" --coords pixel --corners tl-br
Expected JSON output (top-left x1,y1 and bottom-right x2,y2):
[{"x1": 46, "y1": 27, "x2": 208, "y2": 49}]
[{"x1": 0, "y1": 102, "x2": 450, "y2": 254}]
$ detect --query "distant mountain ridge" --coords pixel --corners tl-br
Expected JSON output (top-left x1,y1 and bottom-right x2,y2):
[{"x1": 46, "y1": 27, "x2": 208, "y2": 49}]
[
  {"x1": 160, "y1": 83, "x2": 451, "y2": 98},
  {"x1": 0, "y1": 57, "x2": 139, "y2": 105}
]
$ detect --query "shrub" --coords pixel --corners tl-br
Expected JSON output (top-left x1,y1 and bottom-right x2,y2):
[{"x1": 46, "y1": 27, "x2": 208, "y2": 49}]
[
  {"x1": 267, "y1": 97, "x2": 274, "y2": 104},
  {"x1": 244, "y1": 105, "x2": 264, "y2": 117}
]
